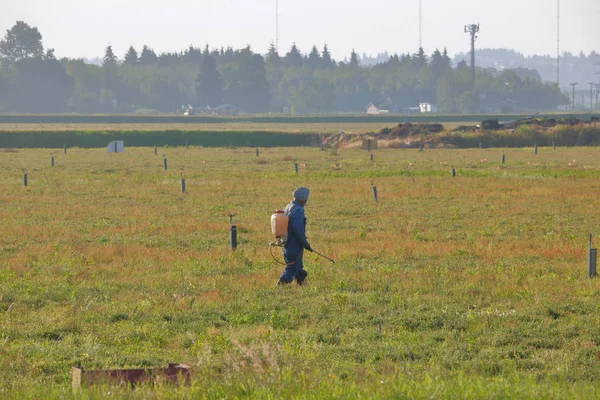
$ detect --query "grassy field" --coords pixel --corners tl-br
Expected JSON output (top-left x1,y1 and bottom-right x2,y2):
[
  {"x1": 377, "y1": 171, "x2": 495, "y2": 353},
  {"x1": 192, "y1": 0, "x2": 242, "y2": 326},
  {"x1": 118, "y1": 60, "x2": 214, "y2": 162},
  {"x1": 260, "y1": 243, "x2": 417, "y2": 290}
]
[{"x1": 2, "y1": 145, "x2": 600, "y2": 398}]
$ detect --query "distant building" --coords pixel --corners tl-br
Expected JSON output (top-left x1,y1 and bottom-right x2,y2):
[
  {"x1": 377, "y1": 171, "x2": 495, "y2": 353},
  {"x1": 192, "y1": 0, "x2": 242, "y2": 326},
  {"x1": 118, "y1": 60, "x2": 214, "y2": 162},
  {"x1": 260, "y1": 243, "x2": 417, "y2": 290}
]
[
  {"x1": 366, "y1": 102, "x2": 390, "y2": 115},
  {"x1": 419, "y1": 103, "x2": 438, "y2": 113},
  {"x1": 366, "y1": 103, "x2": 380, "y2": 114}
]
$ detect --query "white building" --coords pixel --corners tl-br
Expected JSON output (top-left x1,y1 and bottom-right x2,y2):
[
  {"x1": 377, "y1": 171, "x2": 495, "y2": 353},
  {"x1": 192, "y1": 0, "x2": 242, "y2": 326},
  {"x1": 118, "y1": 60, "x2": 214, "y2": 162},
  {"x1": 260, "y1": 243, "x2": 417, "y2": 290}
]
[{"x1": 419, "y1": 103, "x2": 438, "y2": 113}]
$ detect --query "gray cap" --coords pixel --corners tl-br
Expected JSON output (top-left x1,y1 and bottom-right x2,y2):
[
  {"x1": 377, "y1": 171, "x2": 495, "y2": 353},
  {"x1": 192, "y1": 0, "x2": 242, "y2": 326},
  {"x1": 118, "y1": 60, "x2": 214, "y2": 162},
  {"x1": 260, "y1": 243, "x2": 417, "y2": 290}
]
[{"x1": 293, "y1": 187, "x2": 310, "y2": 201}]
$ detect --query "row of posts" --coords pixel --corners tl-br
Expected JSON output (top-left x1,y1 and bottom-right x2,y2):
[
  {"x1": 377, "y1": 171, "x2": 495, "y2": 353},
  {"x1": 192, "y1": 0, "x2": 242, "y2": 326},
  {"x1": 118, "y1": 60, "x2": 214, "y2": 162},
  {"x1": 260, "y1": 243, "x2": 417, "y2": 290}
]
[{"x1": 21, "y1": 145, "x2": 600, "y2": 272}]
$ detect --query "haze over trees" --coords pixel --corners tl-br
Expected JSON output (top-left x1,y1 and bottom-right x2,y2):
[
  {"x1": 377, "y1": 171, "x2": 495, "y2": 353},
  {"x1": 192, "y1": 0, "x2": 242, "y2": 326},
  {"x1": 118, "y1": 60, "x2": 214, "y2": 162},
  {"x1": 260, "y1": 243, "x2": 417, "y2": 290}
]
[{"x1": 0, "y1": 21, "x2": 570, "y2": 114}]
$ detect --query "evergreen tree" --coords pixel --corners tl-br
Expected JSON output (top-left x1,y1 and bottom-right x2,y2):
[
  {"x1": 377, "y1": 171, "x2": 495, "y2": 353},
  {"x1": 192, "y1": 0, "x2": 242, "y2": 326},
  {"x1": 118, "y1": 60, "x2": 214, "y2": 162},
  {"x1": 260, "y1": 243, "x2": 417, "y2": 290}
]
[
  {"x1": 414, "y1": 47, "x2": 427, "y2": 69},
  {"x1": 349, "y1": 50, "x2": 359, "y2": 68},
  {"x1": 182, "y1": 45, "x2": 202, "y2": 64},
  {"x1": 307, "y1": 46, "x2": 321, "y2": 70},
  {"x1": 102, "y1": 45, "x2": 117, "y2": 69},
  {"x1": 196, "y1": 49, "x2": 223, "y2": 107},
  {"x1": 266, "y1": 42, "x2": 281, "y2": 67},
  {"x1": 123, "y1": 46, "x2": 138, "y2": 65},
  {"x1": 430, "y1": 48, "x2": 443, "y2": 82},
  {"x1": 321, "y1": 44, "x2": 334, "y2": 67},
  {"x1": 222, "y1": 47, "x2": 270, "y2": 112},
  {"x1": 139, "y1": 45, "x2": 158, "y2": 65},
  {"x1": 442, "y1": 48, "x2": 452, "y2": 70},
  {"x1": 285, "y1": 43, "x2": 303, "y2": 68}
]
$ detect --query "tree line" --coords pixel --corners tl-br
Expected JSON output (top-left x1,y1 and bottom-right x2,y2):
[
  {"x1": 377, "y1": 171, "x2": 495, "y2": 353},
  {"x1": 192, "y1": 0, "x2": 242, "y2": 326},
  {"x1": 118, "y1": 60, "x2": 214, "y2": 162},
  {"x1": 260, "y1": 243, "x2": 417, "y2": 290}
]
[{"x1": 0, "y1": 21, "x2": 569, "y2": 114}]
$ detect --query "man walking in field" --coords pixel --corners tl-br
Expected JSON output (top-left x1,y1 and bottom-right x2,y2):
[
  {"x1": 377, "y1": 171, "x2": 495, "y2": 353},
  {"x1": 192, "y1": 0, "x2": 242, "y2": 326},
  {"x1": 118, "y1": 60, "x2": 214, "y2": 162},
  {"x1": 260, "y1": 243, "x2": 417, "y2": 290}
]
[{"x1": 277, "y1": 187, "x2": 313, "y2": 286}]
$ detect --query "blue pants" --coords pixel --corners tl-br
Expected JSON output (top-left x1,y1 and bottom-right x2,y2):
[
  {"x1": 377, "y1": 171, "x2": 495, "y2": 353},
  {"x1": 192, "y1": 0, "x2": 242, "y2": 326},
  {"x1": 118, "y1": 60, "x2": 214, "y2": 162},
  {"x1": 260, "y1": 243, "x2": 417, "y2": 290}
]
[{"x1": 279, "y1": 251, "x2": 308, "y2": 283}]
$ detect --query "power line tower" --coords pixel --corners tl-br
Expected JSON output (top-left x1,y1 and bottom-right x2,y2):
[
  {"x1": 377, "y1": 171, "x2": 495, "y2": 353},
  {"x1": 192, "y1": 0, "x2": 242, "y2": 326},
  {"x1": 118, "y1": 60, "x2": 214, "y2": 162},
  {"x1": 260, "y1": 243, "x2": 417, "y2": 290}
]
[
  {"x1": 275, "y1": 0, "x2": 279, "y2": 52},
  {"x1": 569, "y1": 82, "x2": 578, "y2": 109},
  {"x1": 464, "y1": 24, "x2": 480, "y2": 83},
  {"x1": 589, "y1": 82, "x2": 595, "y2": 110}
]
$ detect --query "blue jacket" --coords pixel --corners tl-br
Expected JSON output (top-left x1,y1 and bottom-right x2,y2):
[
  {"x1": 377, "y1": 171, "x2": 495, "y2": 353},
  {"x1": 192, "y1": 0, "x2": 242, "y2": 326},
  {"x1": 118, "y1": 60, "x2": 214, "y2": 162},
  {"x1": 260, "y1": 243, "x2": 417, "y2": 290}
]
[{"x1": 283, "y1": 200, "x2": 310, "y2": 256}]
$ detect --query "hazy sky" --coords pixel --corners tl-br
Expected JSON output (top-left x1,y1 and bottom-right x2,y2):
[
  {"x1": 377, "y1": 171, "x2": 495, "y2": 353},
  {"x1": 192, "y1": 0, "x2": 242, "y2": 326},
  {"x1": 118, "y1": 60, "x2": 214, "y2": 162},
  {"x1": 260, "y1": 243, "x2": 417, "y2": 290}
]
[{"x1": 2, "y1": 0, "x2": 599, "y2": 61}]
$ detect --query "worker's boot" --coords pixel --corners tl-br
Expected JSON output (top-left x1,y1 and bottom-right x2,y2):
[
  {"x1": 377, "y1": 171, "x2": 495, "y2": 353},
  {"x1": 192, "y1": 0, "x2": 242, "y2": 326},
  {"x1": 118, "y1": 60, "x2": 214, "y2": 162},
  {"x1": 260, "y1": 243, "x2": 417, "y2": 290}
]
[{"x1": 276, "y1": 278, "x2": 290, "y2": 287}]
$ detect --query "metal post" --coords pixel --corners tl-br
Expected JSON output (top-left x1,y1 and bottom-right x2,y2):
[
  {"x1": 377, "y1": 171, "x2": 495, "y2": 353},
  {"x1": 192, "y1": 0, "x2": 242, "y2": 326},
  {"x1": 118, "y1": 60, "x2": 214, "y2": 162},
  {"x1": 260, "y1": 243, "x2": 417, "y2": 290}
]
[
  {"x1": 256, "y1": 148, "x2": 259, "y2": 157},
  {"x1": 501, "y1": 152, "x2": 505, "y2": 164},
  {"x1": 180, "y1": 175, "x2": 186, "y2": 193},
  {"x1": 479, "y1": 141, "x2": 482, "y2": 149},
  {"x1": 294, "y1": 162, "x2": 298, "y2": 174},
  {"x1": 185, "y1": 137, "x2": 189, "y2": 149},
  {"x1": 534, "y1": 145, "x2": 538, "y2": 155},
  {"x1": 63, "y1": 144, "x2": 67, "y2": 155},
  {"x1": 371, "y1": 182, "x2": 378, "y2": 203},
  {"x1": 367, "y1": 139, "x2": 371, "y2": 152},
  {"x1": 419, "y1": 143, "x2": 423, "y2": 152},
  {"x1": 154, "y1": 146, "x2": 157, "y2": 155},
  {"x1": 230, "y1": 225, "x2": 237, "y2": 250},
  {"x1": 370, "y1": 153, "x2": 374, "y2": 161},
  {"x1": 50, "y1": 154, "x2": 54, "y2": 167},
  {"x1": 114, "y1": 141, "x2": 118, "y2": 153},
  {"x1": 320, "y1": 142, "x2": 324, "y2": 151},
  {"x1": 552, "y1": 141, "x2": 556, "y2": 150},
  {"x1": 229, "y1": 214, "x2": 237, "y2": 250},
  {"x1": 452, "y1": 167, "x2": 456, "y2": 178},
  {"x1": 589, "y1": 234, "x2": 597, "y2": 278},
  {"x1": 23, "y1": 172, "x2": 28, "y2": 187},
  {"x1": 163, "y1": 157, "x2": 167, "y2": 171}
]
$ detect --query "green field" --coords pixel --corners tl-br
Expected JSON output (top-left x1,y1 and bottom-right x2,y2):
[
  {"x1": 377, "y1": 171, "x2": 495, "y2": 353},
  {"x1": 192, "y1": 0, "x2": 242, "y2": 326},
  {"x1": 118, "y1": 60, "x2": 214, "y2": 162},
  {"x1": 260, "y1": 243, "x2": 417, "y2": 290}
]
[{"x1": 1, "y1": 146, "x2": 600, "y2": 398}]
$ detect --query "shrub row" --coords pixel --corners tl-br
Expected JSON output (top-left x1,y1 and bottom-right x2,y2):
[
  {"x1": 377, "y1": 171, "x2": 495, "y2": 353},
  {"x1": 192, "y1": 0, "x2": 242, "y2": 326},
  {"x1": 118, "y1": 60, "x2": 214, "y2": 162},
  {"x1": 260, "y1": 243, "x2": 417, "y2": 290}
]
[
  {"x1": 0, "y1": 130, "x2": 319, "y2": 149},
  {"x1": 427, "y1": 125, "x2": 600, "y2": 148}
]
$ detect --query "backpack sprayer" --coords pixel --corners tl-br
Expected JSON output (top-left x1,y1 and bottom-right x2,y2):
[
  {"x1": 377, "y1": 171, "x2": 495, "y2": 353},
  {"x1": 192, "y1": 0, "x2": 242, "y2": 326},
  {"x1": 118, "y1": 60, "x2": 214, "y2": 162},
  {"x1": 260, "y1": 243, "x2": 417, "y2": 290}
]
[{"x1": 269, "y1": 210, "x2": 335, "y2": 264}]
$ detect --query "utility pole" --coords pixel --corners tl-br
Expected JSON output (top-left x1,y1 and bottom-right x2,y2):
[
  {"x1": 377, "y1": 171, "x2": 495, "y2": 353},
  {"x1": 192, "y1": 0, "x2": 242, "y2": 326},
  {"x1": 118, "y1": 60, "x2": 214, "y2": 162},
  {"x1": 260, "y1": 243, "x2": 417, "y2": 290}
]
[
  {"x1": 589, "y1": 82, "x2": 595, "y2": 110},
  {"x1": 569, "y1": 82, "x2": 578, "y2": 109},
  {"x1": 557, "y1": 0, "x2": 560, "y2": 86},
  {"x1": 464, "y1": 24, "x2": 480, "y2": 84}
]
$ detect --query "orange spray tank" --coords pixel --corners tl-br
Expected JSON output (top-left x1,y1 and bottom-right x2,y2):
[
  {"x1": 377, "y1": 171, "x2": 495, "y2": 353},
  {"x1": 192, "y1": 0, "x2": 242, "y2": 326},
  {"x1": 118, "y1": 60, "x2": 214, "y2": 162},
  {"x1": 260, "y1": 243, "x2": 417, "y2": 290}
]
[{"x1": 271, "y1": 210, "x2": 288, "y2": 246}]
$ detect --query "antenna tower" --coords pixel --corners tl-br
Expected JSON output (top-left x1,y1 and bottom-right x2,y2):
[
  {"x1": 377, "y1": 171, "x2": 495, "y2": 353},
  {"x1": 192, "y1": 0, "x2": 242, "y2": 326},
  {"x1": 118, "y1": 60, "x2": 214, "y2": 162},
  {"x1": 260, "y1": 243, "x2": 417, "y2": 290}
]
[
  {"x1": 557, "y1": 0, "x2": 560, "y2": 86},
  {"x1": 419, "y1": 0, "x2": 422, "y2": 49},
  {"x1": 276, "y1": 0, "x2": 280, "y2": 52},
  {"x1": 464, "y1": 24, "x2": 480, "y2": 83}
]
